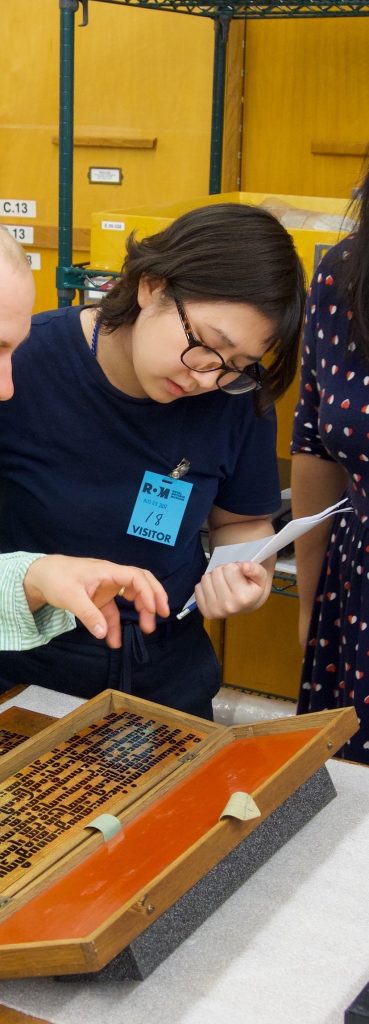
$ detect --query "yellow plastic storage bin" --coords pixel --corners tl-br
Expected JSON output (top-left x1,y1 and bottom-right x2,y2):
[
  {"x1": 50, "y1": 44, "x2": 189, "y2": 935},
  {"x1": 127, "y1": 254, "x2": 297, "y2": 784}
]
[{"x1": 90, "y1": 190, "x2": 352, "y2": 281}]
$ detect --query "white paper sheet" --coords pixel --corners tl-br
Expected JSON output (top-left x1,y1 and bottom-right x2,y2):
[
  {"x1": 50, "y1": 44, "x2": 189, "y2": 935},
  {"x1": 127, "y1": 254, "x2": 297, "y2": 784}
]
[{"x1": 178, "y1": 498, "x2": 351, "y2": 617}]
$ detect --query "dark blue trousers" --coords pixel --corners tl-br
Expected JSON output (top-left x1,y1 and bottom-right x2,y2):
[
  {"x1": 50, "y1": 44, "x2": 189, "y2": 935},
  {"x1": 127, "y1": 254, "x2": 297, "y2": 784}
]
[{"x1": 0, "y1": 611, "x2": 221, "y2": 721}]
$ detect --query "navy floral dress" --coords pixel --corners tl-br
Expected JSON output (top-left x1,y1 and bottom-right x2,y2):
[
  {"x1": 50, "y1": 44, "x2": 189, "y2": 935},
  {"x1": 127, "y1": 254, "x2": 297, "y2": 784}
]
[{"x1": 291, "y1": 237, "x2": 369, "y2": 764}]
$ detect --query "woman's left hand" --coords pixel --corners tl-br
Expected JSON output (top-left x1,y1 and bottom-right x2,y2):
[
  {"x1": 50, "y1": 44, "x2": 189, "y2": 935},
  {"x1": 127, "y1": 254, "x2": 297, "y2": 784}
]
[{"x1": 194, "y1": 561, "x2": 270, "y2": 620}]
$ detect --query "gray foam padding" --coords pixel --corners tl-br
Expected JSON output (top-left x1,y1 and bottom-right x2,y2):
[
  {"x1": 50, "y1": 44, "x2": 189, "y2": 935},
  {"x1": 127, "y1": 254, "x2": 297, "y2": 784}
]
[{"x1": 58, "y1": 763, "x2": 336, "y2": 982}]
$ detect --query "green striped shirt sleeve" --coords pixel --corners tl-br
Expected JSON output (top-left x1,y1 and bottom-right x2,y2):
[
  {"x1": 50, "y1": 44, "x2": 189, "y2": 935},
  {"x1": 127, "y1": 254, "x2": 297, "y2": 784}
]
[{"x1": 0, "y1": 552, "x2": 75, "y2": 650}]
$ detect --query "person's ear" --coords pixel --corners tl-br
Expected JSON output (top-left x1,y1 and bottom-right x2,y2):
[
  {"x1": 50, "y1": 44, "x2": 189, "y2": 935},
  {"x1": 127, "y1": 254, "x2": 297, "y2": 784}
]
[{"x1": 137, "y1": 276, "x2": 167, "y2": 309}]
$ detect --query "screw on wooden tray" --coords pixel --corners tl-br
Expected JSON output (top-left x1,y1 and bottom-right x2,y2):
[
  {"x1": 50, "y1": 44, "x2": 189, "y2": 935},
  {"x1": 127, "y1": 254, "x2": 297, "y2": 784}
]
[{"x1": 136, "y1": 894, "x2": 156, "y2": 916}]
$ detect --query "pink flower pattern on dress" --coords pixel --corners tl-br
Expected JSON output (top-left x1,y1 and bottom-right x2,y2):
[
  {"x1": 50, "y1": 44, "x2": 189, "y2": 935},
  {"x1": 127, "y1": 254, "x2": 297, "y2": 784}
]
[{"x1": 291, "y1": 239, "x2": 369, "y2": 764}]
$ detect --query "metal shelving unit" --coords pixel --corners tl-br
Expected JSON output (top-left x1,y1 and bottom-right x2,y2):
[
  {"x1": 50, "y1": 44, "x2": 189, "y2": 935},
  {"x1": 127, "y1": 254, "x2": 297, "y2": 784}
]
[
  {"x1": 79, "y1": 0, "x2": 369, "y2": 18},
  {"x1": 57, "y1": 0, "x2": 369, "y2": 304}
]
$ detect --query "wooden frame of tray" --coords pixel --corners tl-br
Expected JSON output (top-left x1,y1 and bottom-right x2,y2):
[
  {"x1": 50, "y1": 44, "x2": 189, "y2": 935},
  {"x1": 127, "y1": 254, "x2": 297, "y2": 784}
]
[{"x1": 0, "y1": 690, "x2": 357, "y2": 978}]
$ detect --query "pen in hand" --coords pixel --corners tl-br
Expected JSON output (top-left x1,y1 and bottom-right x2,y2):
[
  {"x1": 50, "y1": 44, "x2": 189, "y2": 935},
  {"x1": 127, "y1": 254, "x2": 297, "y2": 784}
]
[{"x1": 177, "y1": 599, "x2": 197, "y2": 620}]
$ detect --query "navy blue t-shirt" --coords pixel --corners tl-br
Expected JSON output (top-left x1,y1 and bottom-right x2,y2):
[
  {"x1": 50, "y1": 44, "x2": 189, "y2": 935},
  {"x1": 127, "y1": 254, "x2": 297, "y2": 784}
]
[{"x1": 0, "y1": 306, "x2": 281, "y2": 619}]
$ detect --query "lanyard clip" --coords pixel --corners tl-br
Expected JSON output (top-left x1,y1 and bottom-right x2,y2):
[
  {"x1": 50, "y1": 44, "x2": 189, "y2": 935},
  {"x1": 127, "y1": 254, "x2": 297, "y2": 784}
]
[{"x1": 169, "y1": 458, "x2": 191, "y2": 479}]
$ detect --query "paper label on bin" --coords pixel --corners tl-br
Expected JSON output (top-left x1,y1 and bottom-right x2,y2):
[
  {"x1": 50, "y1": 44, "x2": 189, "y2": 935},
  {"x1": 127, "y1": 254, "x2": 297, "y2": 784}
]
[
  {"x1": 4, "y1": 225, "x2": 34, "y2": 244},
  {"x1": 102, "y1": 220, "x2": 125, "y2": 231},
  {"x1": 0, "y1": 199, "x2": 36, "y2": 218},
  {"x1": 25, "y1": 252, "x2": 41, "y2": 270}
]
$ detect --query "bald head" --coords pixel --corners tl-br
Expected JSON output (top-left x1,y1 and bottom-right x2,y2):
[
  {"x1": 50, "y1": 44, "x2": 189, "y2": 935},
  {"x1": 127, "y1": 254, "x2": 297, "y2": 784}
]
[
  {"x1": 0, "y1": 229, "x2": 35, "y2": 400},
  {"x1": 0, "y1": 225, "x2": 31, "y2": 273}
]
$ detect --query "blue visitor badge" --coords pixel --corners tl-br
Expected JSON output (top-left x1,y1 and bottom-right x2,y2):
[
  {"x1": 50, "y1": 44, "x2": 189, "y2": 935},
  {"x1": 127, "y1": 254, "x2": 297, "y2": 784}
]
[{"x1": 126, "y1": 470, "x2": 193, "y2": 547}]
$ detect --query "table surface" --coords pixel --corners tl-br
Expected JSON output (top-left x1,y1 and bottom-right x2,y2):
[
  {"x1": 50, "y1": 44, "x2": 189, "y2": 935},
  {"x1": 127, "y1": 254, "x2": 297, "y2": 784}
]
[
  {"x1": 0, "y1": 1011, "x2": 49, "y2": 1024},
  {"x1": 0, "y1": 695, "x2": 368, "y2": 1024}
]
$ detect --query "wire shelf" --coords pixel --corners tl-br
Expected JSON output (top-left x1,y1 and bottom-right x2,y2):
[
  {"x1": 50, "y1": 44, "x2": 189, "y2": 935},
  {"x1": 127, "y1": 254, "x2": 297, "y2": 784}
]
[{"x1": 90, "y1": 0, "x2": 369, "y2": 18}]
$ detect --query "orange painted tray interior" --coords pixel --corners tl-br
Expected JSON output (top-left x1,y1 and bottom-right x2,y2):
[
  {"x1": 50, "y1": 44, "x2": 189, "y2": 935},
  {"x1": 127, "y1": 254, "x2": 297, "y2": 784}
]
[
  {"x1": 0, "y1": 727, "x2": 318, "y2": 944},
  {"x1": 0, "y1": 707, "x2": 208, "y2": 895}
]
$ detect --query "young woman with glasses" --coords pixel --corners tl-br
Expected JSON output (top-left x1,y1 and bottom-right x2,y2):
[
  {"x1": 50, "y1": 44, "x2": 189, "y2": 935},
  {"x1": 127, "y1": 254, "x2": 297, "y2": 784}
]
[{"x1": 0, "y1": 203, "x2": 305, "y2": 717}]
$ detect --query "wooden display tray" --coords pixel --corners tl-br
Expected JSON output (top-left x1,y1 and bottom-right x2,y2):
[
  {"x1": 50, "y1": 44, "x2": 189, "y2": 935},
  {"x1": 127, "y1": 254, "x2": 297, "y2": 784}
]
[{"x1": 0, "y1": 689, "x2": 357, "y2": 978}]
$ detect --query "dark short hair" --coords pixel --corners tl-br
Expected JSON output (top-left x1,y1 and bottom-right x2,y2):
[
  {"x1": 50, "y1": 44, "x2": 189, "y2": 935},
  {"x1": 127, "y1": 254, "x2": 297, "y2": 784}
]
[{"x1": 98, "y1": 203, "x2": 306, "y2": 412}]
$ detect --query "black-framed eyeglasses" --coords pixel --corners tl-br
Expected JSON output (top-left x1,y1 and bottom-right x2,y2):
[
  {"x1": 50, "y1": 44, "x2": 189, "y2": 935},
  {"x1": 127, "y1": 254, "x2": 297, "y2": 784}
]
[{"x1": 174, "y1": 297, "x2": 263, "y2": 396}]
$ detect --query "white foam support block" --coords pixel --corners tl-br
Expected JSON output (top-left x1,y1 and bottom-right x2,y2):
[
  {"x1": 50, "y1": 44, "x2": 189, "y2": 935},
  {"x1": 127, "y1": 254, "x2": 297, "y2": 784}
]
[
  {"x1": 0, "y1": 684, "x2": 85, "y2": 718},
  {"x1": 213, "y1": 685, "x2": 296, "y2": 725}
]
